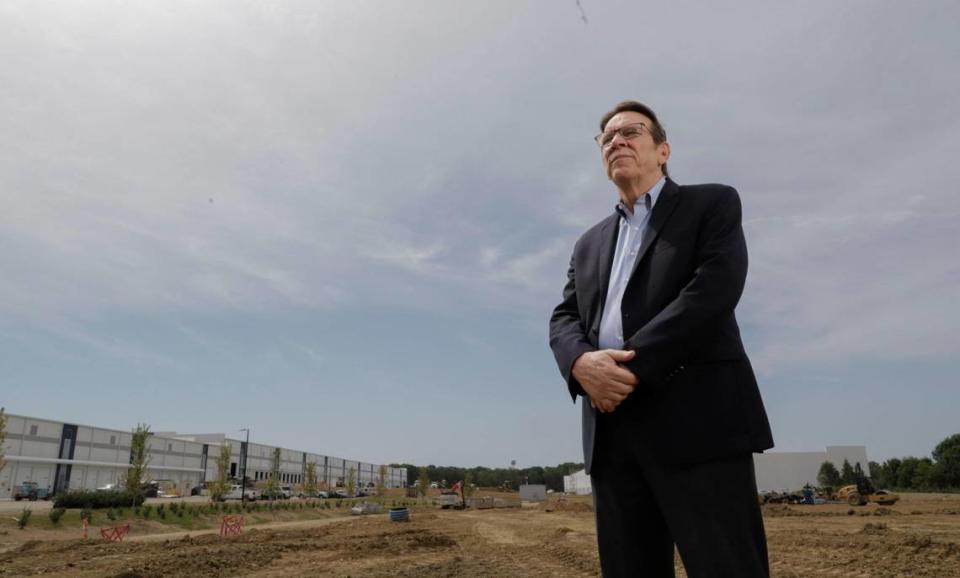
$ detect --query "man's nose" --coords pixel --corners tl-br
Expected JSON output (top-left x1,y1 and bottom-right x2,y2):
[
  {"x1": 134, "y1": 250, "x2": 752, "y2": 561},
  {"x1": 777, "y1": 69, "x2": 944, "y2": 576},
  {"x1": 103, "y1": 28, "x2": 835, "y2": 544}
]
[{"x1": 606, "y1": 136, "x2": 629, "y2": 157}]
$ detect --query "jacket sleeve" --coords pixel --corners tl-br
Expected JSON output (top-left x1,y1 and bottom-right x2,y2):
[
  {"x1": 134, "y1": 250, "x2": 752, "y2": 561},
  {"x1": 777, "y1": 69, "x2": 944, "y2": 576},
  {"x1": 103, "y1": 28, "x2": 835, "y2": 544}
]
[
  {"x1": 549, "y1": 243, "x2": 596, "y2": 402},
  {"x1": 622, "y1": 187, "x2": 748, "y2": 389}
]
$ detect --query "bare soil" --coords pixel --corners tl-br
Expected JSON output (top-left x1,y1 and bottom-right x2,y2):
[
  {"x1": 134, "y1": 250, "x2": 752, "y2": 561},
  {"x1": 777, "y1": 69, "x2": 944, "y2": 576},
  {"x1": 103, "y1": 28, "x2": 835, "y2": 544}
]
[{"x1": 1, "y1": 493, "x2": 958, "y2": 577}]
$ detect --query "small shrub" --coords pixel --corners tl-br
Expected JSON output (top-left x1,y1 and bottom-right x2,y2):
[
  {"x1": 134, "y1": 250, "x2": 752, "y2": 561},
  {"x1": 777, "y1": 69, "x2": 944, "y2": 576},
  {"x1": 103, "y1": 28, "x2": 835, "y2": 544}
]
[
  {"x1": 49, "y1": 508, "x2": 66, "y2": 525},
  {"x1": 80, "y1": 508, "x2": 94, "y2": 524},
  {"x1": 106, "y1": 509, "x2": 117, "y2": 521},
  {"x1": 53, "y1": 490, "x2": 144, "y2": 509},
  {"x1": 16, "y1": 508, "x2": 32, "y2": 530},
  {"x1": 142, "y1": 505, "x2": 153, "y2": 519}
]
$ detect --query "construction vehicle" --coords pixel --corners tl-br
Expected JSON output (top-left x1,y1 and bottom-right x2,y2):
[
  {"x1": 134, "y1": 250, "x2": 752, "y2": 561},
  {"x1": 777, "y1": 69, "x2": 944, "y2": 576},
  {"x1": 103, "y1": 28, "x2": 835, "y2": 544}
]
[
  {"x1": 834, "y1": 477, "x2": 900, "y2": 506},
  {"x1": 13, "y1": 482, "x2": 51, "y2": 501},
  {"x1": 436, "y1": 480, "x2": 466, "y2": 509}
]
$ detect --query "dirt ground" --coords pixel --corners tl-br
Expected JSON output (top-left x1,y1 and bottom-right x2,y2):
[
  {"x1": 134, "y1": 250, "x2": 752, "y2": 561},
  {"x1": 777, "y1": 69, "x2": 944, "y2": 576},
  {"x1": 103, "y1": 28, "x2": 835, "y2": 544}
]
[{"x1": 1, "y1": 492, "x2": 958, "y2": 577}]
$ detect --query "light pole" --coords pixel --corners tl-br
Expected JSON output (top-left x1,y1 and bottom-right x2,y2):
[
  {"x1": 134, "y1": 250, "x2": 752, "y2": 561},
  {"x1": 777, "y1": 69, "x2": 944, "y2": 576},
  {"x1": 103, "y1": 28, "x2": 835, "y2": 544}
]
[{"x1": 239, "y1": 428, "x2": 250, "y2": 504}]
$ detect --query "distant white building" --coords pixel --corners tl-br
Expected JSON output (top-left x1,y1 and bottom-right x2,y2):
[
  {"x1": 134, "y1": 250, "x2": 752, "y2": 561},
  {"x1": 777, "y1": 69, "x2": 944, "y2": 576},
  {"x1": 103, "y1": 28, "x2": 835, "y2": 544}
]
[
  {"x1": 753, "y1": 446, "x2": 871, "y2": 493},
  {"x1": 563, "y1": 469, "x2": 592, "y2": 495}
]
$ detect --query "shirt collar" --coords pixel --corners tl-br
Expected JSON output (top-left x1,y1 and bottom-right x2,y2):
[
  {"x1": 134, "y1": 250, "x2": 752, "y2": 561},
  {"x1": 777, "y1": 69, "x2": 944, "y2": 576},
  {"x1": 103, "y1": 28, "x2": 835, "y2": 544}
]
[{"x1": 615, "y1": 176, "x2": 666, "y2": 219}]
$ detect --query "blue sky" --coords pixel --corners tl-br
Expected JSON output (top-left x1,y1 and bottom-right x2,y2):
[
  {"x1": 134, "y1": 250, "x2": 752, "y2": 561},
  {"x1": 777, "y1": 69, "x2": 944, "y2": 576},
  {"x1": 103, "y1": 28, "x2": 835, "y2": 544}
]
[{"x1": 2, "y1": 1, "x2": 958, "y2": 468}]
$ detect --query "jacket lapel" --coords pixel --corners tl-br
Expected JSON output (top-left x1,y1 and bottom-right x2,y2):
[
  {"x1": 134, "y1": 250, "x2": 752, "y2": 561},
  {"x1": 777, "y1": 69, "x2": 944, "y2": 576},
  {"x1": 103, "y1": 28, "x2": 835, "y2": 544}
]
[
  {"x1": 630, "y1": 179, "x2": 680, "y2": 278},
  {"x1": 596, "y1": 213, "x2": 620, "y2": 313}
]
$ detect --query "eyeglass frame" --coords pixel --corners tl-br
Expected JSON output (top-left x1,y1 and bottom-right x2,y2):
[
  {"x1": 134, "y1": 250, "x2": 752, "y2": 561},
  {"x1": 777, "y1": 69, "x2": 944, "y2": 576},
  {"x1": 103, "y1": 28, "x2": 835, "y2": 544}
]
[{"x1": 594, "y1": 122, "x2": 651, "y2": 148}]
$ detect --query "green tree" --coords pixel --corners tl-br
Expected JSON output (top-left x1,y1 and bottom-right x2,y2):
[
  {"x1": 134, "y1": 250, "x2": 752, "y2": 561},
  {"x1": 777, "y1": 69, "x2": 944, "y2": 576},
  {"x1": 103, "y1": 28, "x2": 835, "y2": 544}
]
[
  {"x1": 883, "y1": 458, "x2": 902, "y2": 488},
  {"x1": 896, "y1": 457, "x2": 933, "y2": 489},
  {"x1": 912, "y1": 458, "x2": 934, "y2": 489},
  {"x1": 931, "y1": 433, "x2": 960, "y2": 489},
  {"x1": 123, "y1": 424, "x2": 151, "y2": 499},
  {"x1": 416, "y1": 467, "x2": 430, "y2": 498},
  {"x1": 868, "y1": 461, "x2": 884, "y2": 487},
  {"x1": 210, "y1": 443, "x2": 232, "y2": 501},
  {"x1": 376, "y1": 465, "x2": 386, "y2": 500},
  {"x1": 264, "y1": 447, "x2": 282, "y2": 499},
  {"x1": 840, "y1": 459, "x2": 856, "y2": 485},
  {"x1": 0, "y1": 407, "x2": 8, "y2": 476},
  {"x1": 345, "y1": 466, "x2": 357, "y2": 497},
  {"x1": 304, "y1": 461, "x2": 318, "y2": 497},
  {"x1": 463, "y1": 471, "x2": 477, "y2": 498},
  {"x1": 817, "y1": 461, "x2": 841, "y2": 488},
  {"x1": 853, "y1": 462, "x2": 865, "y2": 480}
]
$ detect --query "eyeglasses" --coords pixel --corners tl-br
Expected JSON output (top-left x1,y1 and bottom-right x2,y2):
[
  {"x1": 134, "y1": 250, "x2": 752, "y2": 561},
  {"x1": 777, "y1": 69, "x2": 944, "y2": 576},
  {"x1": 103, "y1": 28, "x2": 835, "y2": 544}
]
[{"x1": 595, "y1": 123, "x2": 650, "y2": 148}]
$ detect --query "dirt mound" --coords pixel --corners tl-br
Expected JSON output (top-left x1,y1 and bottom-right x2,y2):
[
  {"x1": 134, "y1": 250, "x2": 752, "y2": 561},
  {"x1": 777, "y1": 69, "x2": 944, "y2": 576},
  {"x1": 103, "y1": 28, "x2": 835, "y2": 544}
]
[
  {"x1": 762, "y1": 504, "x2": 804, "y2": 517},
  {"x1": 544, "y1": 499, "x2": 593, "y2": 513},
  {"x1": 861, "y1": 522, "x2": 888, "y2": 535}
]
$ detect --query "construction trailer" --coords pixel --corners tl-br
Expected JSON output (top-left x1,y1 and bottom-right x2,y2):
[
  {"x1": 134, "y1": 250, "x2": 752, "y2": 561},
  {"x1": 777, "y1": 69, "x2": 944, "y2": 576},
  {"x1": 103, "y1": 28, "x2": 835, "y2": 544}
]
[{"x1": 519, "y1": 484, "x2": 547, "y2": 502}]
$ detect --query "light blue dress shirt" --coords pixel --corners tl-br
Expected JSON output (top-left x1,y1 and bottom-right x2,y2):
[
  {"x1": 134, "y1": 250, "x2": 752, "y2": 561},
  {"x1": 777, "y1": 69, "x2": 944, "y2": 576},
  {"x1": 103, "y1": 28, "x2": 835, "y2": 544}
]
[{"x1": 597, "y1": 177, "x2": 666, "y2": 350}]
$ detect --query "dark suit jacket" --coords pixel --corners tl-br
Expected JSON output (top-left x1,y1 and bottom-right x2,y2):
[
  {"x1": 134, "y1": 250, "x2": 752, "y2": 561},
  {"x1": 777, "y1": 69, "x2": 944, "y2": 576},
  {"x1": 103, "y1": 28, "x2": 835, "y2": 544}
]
[{"x1": 549, "y1": 179, "x2": 773, "y2": 473}]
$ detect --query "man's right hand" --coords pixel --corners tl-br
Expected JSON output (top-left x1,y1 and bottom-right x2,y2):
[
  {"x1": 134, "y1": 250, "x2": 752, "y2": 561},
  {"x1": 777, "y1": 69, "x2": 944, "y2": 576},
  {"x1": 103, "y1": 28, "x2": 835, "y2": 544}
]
[{"x1": 571, "y1": 349, "x2": 638, "y2": 413}]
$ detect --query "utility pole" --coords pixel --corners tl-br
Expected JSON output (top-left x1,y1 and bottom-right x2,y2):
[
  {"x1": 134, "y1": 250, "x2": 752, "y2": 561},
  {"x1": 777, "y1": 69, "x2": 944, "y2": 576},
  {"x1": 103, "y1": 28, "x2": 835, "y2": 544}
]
[{"x1": 239, "y1": 428, "x2": 250, "y2": 504}]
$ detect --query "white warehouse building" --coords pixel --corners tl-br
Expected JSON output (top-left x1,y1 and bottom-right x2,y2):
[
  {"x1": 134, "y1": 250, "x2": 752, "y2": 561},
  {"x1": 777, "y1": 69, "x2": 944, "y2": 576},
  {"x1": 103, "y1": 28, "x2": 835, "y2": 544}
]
[{"x1": 1, "y1": 412, "x2": 406, "y2": 499}]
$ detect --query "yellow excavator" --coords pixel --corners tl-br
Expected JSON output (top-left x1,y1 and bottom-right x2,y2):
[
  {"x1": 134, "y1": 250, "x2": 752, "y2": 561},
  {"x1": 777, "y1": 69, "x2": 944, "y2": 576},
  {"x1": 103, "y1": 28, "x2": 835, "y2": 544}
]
[{"x1": 833, "y1": 477, "x2": 899, "y2": 506}]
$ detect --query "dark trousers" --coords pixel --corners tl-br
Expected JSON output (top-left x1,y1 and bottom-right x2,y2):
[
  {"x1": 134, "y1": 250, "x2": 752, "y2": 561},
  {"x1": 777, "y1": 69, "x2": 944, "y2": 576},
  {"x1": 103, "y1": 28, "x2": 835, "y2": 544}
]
[{"x1": 590, "y1": 423, "x2": 769, "y2": 577}]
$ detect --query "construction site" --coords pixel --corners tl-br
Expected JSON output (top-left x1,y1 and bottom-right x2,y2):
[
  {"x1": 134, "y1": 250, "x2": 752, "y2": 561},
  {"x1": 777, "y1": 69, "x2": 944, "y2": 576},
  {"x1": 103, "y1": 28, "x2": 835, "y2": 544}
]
[{"x1": 1, "y1": 487, "x2": 959, "y2": 577}]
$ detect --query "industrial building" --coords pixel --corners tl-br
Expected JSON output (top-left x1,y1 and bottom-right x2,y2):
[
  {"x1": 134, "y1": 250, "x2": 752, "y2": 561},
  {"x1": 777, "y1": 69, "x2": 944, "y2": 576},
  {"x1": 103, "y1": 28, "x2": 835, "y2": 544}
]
[
  {"x1": 0, "y1": 412, "x2": 406, "y2": 499},
  {"x1": 563, "y1": 468, "x2": 592, "y2": 495},
  {"x1": 562, "y1": 446, "x2": 873, "y2": 496}
]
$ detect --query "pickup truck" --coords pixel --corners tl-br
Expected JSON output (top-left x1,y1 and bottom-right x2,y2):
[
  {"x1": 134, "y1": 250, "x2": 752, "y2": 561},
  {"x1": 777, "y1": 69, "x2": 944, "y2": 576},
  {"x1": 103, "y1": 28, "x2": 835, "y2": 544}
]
[
  {"x1": 222, "y1": 484, "x2": 258, "y2": 501},
  {"x1": 14, "y1": 482, "x2": 51, "y2": 501}
]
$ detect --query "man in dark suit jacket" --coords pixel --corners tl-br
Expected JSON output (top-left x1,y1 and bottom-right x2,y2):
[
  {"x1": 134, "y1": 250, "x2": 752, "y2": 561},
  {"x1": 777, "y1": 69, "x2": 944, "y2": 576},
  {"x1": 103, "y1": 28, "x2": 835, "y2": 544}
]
[{"x1": 549, "y1": 101, "x2": 774, "y2": 577}]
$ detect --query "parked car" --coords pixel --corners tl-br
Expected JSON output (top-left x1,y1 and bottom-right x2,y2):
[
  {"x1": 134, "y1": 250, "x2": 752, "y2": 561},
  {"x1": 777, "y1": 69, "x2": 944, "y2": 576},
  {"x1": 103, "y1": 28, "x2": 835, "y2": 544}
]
[
  {"x1": 96, "y1": 483, "x2": 121, "y2": 492},
  {"x1": 261, "y1": 485, "x2": 293, "y2": 500},
  {"x1": 222, "y1": 484, "x2": 258, "y2": 501},
  {"x1": 14, "y1": 482, "x2": 51, "y2": 501}
]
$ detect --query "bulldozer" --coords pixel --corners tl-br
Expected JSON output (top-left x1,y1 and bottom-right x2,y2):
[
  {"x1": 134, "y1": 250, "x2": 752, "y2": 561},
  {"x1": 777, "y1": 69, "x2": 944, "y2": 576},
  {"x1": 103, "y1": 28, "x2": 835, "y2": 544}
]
[{"x1": 833, "y1": 476, "x2": 899, "y2": 506}]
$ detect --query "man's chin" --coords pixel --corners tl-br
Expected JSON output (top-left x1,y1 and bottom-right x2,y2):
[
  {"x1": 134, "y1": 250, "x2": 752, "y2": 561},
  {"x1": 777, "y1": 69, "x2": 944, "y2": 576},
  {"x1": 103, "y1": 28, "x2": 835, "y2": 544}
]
[{"x1": 610, "y1": 170, "x2": 637, "y2": 186}]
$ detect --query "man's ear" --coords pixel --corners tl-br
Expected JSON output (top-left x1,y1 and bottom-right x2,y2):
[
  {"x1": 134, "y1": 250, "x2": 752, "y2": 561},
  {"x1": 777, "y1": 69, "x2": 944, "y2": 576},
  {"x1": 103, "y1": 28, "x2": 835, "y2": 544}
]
[{"x1": 658, "y1": 141, "x2": 671, "y2": 166}]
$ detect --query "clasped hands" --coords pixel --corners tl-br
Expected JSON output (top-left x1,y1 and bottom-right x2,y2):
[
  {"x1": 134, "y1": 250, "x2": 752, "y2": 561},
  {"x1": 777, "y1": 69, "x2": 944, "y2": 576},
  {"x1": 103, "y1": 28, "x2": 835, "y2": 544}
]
[{"x1": 571, "y1": 349, "x2": 638, "y2": 413}]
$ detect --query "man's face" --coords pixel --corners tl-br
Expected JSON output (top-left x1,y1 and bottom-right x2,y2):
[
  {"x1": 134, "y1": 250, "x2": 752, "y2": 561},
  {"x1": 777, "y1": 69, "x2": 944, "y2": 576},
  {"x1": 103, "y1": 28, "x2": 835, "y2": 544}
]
[{"x1": 600, "y1": 111, "x2": 670, "y2": 185}]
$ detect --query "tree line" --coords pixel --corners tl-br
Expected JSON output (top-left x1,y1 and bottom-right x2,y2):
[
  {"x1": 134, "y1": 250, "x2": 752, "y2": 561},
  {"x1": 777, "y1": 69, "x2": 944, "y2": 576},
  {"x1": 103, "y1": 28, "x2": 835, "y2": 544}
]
[
  {"x1": 388, "y1": 462, "x2": 585, "y2": 492},
  {"x1": 817, "y1": 433, "x2": 960, "y2": 491}
]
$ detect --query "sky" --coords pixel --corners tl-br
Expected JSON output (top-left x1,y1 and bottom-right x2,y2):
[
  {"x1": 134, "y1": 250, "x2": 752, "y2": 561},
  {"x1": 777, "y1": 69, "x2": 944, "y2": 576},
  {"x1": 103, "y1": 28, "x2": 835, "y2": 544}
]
[{"x1": 1, "y1": 1, "x2": 958, "y2": 469}]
